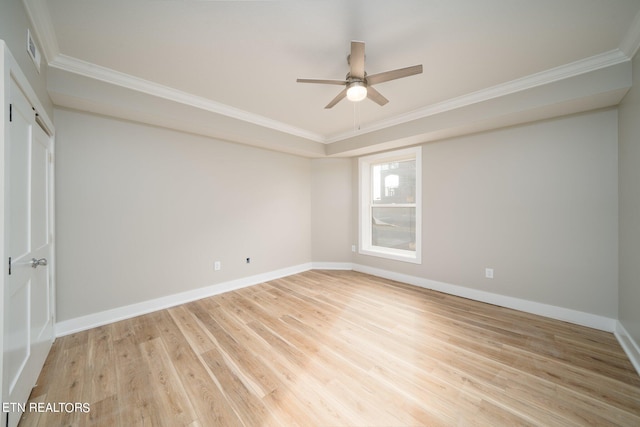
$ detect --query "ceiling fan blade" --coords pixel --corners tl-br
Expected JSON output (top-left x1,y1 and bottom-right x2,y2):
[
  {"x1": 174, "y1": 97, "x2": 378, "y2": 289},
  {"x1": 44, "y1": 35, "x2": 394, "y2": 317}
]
[
  {"x1": 297, "y1": 78, "x2": 347, "y2": 85},
  {"x1": 325, "y1": 88, "x2": 348, "y2": 109},
  {"x1": 349, "y1": 41, "x2": 365, "y2": 79},
  {"x1": 366, "y1": 86, "x2": 389, "y2": 106},
  {"x1": 366, "y1": 64, "x2": 423, "y2": 86}
]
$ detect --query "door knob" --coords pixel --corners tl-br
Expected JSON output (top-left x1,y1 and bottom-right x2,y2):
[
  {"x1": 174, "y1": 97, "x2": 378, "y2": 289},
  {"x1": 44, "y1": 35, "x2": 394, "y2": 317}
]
[{"x1": 31, "y1": 258, "x2": 47, "y2": 268}]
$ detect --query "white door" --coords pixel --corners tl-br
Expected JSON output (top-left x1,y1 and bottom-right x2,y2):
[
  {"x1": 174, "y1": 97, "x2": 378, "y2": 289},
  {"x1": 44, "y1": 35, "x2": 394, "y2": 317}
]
[{"x1": 3, "y1": 77, "x2": 55, "y2": 427}]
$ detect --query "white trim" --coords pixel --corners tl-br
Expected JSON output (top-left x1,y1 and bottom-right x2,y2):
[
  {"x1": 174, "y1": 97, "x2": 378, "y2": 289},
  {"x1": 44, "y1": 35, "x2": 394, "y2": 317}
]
[
  {"x1": 1, "y1": 41, "x2": 57, "y2": 418},
  {"x1": 359, "y1": 247, "x2": 420, "y2": 264},
  {"x1": 54, "y1": 260, "x2": 623, "y2": 343},
  {"x1": 3, "y1": 45, "x2": 54, "y2": 134},
  {"x1": 326, "y1": 49, "x2": 630, "y2": 143},
  {"x1": 19, "y1": 1, "x2": 638, "y2": 146},
  {"x1": 0, "y1": 40, "x2": 7, "y2": 413},
  {"x1": 54, "y1": 263, "x2": 313, "y2": 337},
  {"x1": 359, "y1": 146, "x2": 422, "y2": 264},
  {"x1": 620, "y1": 8, "x2": 640, "y2": 59},
  {"x1": 46, "y1": 49, "x2": 631, "y2": 148},
  {"x1": 48, "y1": 54, "x2": 325, "y2": 144},
  {"x1": 352, "y1": 264, "x2": 617, "y2": 332},
  {"x1": 311, "y1": 262, "x2": 353, "y2": 270},
  {"x1": 615, "y1": 321, "x2": 640, "y2": 376}
]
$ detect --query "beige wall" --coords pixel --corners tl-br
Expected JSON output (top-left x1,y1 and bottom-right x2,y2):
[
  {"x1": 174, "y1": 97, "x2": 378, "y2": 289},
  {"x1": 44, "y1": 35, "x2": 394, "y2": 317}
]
[
  {"x1": 354, "y1": 109, "x2": 619, "y2": 317},
  {"x1": 0, "y1": 0, "x2": 53, "y2": 117},
  {"x1": 310, "y1": 158, "x2": 353, "y2": 263},
  {"x1": 54, "y1": 108, "x2": 312, "y2": 321},
  {"x1": 619, "y1": 51, "x2": 640, "y2": 342},
  {"x1": 52, "y1": 97, "x2": 621, "y2": 324}
]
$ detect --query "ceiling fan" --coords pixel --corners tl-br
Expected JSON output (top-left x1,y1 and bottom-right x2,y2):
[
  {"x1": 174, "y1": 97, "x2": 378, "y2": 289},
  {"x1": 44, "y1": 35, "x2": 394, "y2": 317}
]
[{"x1": 297, "y1": 41, "x2": 423, "y2": 109}]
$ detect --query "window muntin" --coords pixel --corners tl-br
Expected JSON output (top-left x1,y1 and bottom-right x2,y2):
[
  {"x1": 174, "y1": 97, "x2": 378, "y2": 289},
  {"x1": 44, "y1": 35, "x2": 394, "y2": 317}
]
[{"x1": 359, "y1": 147, "x2": 421, "y2": 263}]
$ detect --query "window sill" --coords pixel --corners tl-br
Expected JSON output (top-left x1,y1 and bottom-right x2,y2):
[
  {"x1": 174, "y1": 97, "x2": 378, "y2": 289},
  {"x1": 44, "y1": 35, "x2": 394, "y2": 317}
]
[{"x1": 359, "y1": 247, "x2": 422, "y2": 264}]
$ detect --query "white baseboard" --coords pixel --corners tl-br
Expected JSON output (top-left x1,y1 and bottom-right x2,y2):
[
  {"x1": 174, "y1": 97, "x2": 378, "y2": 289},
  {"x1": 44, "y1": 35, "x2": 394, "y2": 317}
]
[
  {"x1": 352, "y1": 264, "x2": 617, "y2": 332},
  {"x1": 55, "y1": 262, "x2": 313, "y2": 337},
  {"x1": 311, "y1": 262, "x2": 354, "y2": 270},
  {"x1": 352, "y1": 264, "x2": 637, "y2": 375},
  {"x1": 55, "y1": 261, "x2": 619, "y2": 340},
  {"x1": 615, "y1": 321, "x2": 640, "y2": 376}
]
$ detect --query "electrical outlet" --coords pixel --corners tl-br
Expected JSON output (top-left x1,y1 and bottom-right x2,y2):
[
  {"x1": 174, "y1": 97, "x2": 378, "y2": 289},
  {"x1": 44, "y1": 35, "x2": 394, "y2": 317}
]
[
  {"x1": 214, "y1": 261, "x2": 221, "y2": 271},
  {"x1": 485, "y1": 268, "x2": 494, "y2": 279},
  {"x1": 351, "y1": 245, "x2": 356, "y2": 252},
  {"x1": 246, "y1": 257, "x2": 251, "y2": 264}
]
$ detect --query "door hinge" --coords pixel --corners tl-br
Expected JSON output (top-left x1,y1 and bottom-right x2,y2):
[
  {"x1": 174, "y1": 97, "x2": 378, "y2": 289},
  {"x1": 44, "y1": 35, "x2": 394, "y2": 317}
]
[
  {"x1": 9, "y1": 103, "x2": 12, "y2": 122},
  {"x1": 8, "y1": 257, "x2": 11, "y2": 275}
]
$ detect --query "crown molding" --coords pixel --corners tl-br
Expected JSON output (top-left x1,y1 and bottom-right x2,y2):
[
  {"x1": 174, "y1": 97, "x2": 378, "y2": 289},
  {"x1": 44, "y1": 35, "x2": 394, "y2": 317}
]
[
  {"x1": 620, "y1": 8, "x2": 640, "y2": 59},
  {"x1": 48, "y1": 54, "x2": 326, "y2": 143},
  {"x1": 23, "y1": 0, "x2": 640, "y2": 148},
  {"x1": 21, "y1": 0, "x2": 59, "y2": 63},
  {"x1": 48, "y1": 48, "x2": 631, "y2": 150},
  {"x1": 325, "y1": 49, "x2": 630, "y2": 143}
]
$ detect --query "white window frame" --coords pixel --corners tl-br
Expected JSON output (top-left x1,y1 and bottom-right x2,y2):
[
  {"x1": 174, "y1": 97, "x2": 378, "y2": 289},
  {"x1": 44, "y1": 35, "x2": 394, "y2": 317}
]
[{"x1": 359, "y1": 146, "x2": 422, "y2": 264}]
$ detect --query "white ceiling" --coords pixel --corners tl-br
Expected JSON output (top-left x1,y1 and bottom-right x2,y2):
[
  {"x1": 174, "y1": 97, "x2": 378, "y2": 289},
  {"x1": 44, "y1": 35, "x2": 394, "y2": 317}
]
[{"x1": 24, "y1": 0, "x2": 640, "y2": 157}]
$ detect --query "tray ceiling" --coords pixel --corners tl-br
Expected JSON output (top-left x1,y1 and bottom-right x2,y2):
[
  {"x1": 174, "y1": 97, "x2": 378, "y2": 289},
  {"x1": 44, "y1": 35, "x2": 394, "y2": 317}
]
[{"x1": 24, "y1": 0, "x2": 640, "y2": 156}]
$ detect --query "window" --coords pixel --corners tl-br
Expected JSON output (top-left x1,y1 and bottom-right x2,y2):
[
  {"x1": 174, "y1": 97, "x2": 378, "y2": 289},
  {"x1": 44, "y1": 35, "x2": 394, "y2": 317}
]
[{"x1": 359, "y1": 146, "x2": 422, "y2": 263}]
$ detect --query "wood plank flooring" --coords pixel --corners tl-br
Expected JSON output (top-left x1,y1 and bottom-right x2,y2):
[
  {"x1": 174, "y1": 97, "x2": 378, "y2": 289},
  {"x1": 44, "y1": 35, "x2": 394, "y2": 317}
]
[{"x1": 19, "y1": 270, "x2": 640, "y2": 426}]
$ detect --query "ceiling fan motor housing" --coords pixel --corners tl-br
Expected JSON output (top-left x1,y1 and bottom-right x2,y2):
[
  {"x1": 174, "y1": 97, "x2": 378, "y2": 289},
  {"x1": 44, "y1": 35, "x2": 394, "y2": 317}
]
[{"x1": 297, "y1": 41, "x2": 423, "y2": 108}]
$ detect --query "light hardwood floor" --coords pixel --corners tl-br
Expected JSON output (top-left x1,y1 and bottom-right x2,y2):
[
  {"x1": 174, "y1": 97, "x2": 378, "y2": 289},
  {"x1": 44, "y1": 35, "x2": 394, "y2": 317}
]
[{"x1": 19, "y1": 270, "x2": 640, "y2": 426}]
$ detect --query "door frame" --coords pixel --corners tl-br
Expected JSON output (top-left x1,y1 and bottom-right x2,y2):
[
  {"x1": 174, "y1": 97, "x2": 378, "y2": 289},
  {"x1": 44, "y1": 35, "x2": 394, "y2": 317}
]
[{"x1": 0, "y1": 40, "x2": 56, "y2": 413}]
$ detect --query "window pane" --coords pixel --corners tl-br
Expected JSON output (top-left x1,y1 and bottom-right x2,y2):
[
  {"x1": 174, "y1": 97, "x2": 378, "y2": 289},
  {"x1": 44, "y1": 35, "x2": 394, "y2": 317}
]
[
  {"x1": 372, "y1": 159, "x2": 415, "y2": 204},
  {"x1": 372, "y1": 207, "x2": 416, "y2": 250},
  {"x1": 359, "y1": 146, "x2": 421, "y2": 263}
]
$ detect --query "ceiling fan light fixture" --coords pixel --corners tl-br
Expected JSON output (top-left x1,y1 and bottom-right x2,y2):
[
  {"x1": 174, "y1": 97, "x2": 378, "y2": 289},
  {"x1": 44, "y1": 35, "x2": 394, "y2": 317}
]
[
  {"x1": 346, "y1": 81, "x2": 367, "y2": 102},
  {"x1": 297, "y1": 41, "x2": 422, "y2": 108}
]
